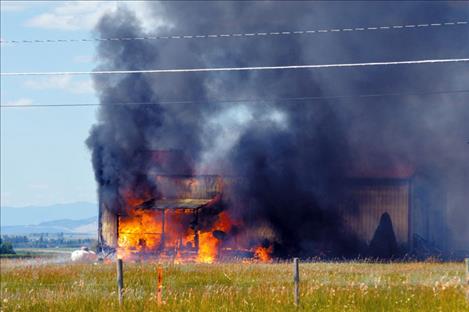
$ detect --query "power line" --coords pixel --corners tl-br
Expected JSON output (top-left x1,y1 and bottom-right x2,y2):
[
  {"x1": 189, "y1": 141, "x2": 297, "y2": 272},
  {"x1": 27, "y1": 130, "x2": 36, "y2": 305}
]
[
  {"x1": 2, "y1": 58, "x2": 469, "y2": 76},
  {"x1": 1, "y1": 21, "x2": 467, "y2": 45},
  {"x1": 2, "y1": 89, "x2": 468, "y2": 108}
]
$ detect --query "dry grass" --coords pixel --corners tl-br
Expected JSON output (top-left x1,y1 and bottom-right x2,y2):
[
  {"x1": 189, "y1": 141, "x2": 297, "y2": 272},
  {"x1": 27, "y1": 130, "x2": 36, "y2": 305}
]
[{"x1": 1, "y1": 258, "x2": 468, "y2": 311}]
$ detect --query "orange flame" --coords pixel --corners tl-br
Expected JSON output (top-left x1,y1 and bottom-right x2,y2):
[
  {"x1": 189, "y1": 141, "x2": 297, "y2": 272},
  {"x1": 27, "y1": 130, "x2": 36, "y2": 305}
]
[
  {"x1": 197, "y1": 232, "x2": 219, "y2": 263},
  {"x1": 196, "y1": 211, "x2": 234, "y2": 263},
  {"x1": 254, "y1": 245, "x2": 273, "y2": 262},
  {"x1": 117, "y1": 196, "x2": 238, "y2": 262},
  {"x1": 117, "y1": 207, "x2": 198, "y2": 260}
]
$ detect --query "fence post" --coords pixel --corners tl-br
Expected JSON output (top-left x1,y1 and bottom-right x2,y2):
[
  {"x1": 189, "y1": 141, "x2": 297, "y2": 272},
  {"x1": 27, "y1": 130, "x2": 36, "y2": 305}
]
[
  {"x1": 293, "y1": 257, "x2": 299, "y2": 306},
  {"x1": 157, "y1": 265, "x2": 163, "y2": 305},
  {"x1": 465, "y1": 258, "x2": 469, "y2": 302},
  {"x1": 117, "y1": 258, "x2": 124, "y2": 306}
]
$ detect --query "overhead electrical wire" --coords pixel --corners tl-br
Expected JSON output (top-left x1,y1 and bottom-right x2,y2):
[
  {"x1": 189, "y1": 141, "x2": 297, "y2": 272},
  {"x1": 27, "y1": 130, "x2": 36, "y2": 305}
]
[
  {"x1": 0, "y1": 21, "x2": 467, "y2": 45},
  {"x1": 2, "y1": 89, "x2": 468, "y2": 108},
  {"x1": 2, "y1": 58, "x2": 469, "y2": 76}
]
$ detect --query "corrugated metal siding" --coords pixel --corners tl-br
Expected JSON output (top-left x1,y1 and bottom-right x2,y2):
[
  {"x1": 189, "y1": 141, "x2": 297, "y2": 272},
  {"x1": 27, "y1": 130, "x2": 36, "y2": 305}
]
[
  {"x1": 342, "y1": 180, "x2": 410, "y2": 245},
  {"x1": 411, "y1": 174, "x2": 448, "y2": 251}
]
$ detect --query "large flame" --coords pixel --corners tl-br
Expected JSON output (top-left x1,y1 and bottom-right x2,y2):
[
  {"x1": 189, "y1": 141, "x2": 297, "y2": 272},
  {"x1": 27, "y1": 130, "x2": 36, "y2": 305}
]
[
  {"x1": 118, "y1": 210, "x2": 163, "y2": 254},
  {"x1": 116, "y1": 183, "x2": 273, "y2": 262},
  {"x1": 197, "y1": 232, "x2": 218, "y2": 263},
  {"x1": 117, "y1": 208, "x2": 196, "y2": 260},
  {"x1": 117, "y1": 202, "x2": 240, "y2": 262},
  {"x1": 196, "y1": 211, "x2": 233, "y2": 263}
]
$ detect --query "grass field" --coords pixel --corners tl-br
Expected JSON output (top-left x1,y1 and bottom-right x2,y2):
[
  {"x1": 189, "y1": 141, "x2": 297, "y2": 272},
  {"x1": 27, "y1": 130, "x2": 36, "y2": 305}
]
[
  {"x1": 0, "y1": 248, "x2": 75, "y2": 259},
  {"x1": 1, "y1": 257, "x2": 468, "y2": 311}
]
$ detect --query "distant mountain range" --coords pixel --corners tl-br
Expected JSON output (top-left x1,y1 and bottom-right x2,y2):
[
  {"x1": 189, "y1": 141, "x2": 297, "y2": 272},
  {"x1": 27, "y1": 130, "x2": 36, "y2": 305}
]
[
  {"x1": 1, "y1": 202, "x2": 98, "y2": 235},
  {"x1": 1, "y1": 217, "x2": 97, "y2": 236},
  {"x1": 1, "y1": 202, "x2": 97, "y2": 226}
]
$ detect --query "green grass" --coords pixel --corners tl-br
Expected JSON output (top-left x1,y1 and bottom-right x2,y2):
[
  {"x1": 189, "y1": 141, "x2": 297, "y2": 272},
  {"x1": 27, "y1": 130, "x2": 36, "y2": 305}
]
[
  {"x1": 0, "y1": 254, "x2": 35, "y2": 259},
  {"x1": 0, "y1": 259, "x2": 468, "y2": 311},
  {"x1": 14, "y1": 248, "x2": 76, "y2": 255},
  {"x1": 0, "y1": 248, "x2": 74, "y2": 259}
]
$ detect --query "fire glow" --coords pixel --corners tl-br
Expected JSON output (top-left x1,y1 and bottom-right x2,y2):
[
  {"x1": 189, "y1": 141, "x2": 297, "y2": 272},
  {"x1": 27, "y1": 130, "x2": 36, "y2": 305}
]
[{"x1": 117, "y1": 198, "x2": 272, "y2": 263}]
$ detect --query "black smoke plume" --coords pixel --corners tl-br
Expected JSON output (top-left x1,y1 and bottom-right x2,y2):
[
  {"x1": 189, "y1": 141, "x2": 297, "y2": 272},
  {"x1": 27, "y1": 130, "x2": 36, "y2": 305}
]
[{"x1": 87, "y1": 2, "x2": 469, "y2": 257}]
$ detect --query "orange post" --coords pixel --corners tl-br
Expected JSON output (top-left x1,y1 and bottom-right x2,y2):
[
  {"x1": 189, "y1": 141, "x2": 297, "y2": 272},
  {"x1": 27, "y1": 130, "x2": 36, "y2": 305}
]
[{"x1": 156, "y1": 265, "x2": 163, "y2": 305}]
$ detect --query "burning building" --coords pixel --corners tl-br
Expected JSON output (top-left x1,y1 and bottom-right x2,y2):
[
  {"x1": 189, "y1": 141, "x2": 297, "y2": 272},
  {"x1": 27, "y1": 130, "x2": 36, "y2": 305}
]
[
  {"x1": 98, "y1": 150, "x2": 271, "y2": 262},
  {"x1": 99, "y1": 174, "x2": 226, "y2": 262},
  {"x1": 99, "y1": 150, "x2": 220, "y2": 261}
]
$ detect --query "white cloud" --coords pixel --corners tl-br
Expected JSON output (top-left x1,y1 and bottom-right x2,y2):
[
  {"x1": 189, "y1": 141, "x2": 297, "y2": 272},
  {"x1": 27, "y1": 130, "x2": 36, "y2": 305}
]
[
  {"x1": 1, "y1": 2, "x2": 30, "y2": 12},
  {"x1": 3, "y1": 98, "x2": 33, "y2": 106},
  {"x1": 24, "y1": 76, "x2": 94, "y2": 94},
  {"x1": 25, "y1": 1, "x2": 166, "y2": 32},
  {"x1": 26, "y1": 2, "x2": 115, "y2": 31}
]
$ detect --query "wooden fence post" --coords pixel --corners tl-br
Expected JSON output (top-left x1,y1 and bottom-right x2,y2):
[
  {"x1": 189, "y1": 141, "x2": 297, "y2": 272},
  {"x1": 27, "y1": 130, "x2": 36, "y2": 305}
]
[
  {"x1": 293, "y1": 258, "x2": 299, "y2": 306},
  {"x1": 117, "y1": 258, "x2": 124, "y2": 306},
  {"x1": 157, "y1": 265, "x2": 163, "y2": 305},
  {"x1": 465, "y1": 258, "x2": 469, "y2": 302}
]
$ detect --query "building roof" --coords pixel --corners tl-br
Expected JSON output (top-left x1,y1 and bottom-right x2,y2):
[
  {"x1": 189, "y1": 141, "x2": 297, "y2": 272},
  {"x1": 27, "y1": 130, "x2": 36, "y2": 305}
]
[
  {"x1": 138, "y1": 194, "x2": 221, "y2": 210},
  {"x1": 152, "y1": 198, "x2": 216, "y2": 209}
]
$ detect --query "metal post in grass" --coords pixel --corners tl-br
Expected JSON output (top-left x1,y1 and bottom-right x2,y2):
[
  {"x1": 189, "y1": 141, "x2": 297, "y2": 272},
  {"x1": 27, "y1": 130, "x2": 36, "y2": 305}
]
[
  {"x1": 117, "y1": 258, "x2": 124, "y2": 306},
  {"x1": 293, "y1": 257, "x2": 299, "y2": 306}
]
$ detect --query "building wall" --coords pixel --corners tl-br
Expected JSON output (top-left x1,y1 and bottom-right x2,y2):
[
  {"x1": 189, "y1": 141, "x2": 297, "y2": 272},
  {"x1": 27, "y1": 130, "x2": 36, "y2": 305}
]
[
  {"x1": 411, "y1": 172, "x2": 449, "y2": 252},
  {"x1": 99, "y1": 203, "x2": 118, "y2": 248},
  {"x1": 342, "y1": 179, "x2": 411, "y2": 246}
]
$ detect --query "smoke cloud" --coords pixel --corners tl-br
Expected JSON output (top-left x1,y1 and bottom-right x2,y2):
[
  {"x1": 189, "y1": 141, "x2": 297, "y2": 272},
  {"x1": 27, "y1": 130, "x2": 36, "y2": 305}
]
[{"x1": 87, "y1": 2, "x2": 469, "y2": 256}]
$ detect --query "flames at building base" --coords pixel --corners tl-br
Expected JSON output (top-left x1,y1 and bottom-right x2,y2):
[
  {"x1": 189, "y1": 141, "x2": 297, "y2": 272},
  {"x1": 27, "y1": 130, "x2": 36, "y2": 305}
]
[
  {"x1": 99, "y1": 171, "x2": 273, "y2": 263},
  {"x1": 116, "y1": 208, "x2": 272, "y2": 263}
]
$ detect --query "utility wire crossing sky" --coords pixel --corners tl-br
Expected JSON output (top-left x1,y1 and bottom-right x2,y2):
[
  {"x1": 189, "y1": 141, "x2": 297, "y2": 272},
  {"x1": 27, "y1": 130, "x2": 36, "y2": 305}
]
[
  {"x1": 2, "y1": 90, "x2": 468, "y2": 108},
  {"x1": 0, "y1": 20, "x2": 467, "y2": 44},
  {"x1": 2, "y1": 58, "x2": 469, "y2": 76}
]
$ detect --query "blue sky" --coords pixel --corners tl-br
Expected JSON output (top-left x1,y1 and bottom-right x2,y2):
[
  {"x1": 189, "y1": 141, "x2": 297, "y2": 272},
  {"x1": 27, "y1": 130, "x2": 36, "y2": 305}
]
[
  {"x1": 0, "y1": 2, "x2": 151, "y2": 207},
  {"x1": 0, "y1": 1, "x2": 257, "y2": 208}
]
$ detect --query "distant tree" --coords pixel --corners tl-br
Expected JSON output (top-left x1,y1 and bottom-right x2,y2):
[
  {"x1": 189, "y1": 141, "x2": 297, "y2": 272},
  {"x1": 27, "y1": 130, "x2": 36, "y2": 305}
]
[
  {"x1": 57, "y1": 232, "x2": 64, "y2": 244},
  {"x1": 0, "y1": 238, "x2": 16, "y2": 254}
]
